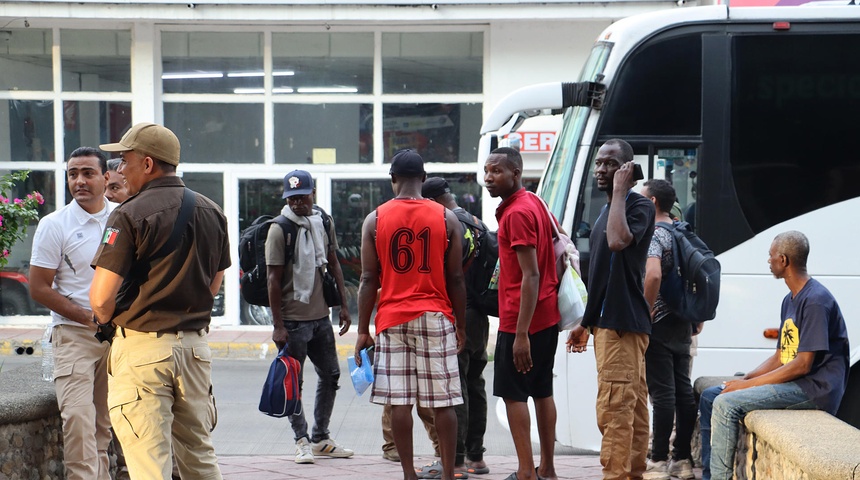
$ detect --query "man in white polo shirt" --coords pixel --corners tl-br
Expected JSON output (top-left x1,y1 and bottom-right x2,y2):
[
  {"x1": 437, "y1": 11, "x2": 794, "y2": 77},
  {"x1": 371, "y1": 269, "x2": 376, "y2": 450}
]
[{"x1": 30, "y1": 146, "x2": 116, "y2": 480}]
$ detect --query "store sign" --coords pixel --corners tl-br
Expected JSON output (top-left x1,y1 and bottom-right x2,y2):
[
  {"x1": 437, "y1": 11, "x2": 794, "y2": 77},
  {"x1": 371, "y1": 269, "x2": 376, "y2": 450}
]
[{"x1": 505, "y1": 132, "x2": 556, "y2": 152}]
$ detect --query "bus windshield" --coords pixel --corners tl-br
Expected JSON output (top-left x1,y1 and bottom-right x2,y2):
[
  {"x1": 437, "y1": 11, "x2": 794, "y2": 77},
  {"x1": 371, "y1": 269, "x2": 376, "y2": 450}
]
[{"x1": 538, "y1": 42, "x2": 611, "y2": 218}]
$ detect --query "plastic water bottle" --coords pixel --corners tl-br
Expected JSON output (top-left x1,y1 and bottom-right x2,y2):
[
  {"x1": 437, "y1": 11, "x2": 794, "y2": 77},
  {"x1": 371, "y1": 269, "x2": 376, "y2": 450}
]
[{"x1": 41, "y1": 326, "x2": 54, "y2": 382}]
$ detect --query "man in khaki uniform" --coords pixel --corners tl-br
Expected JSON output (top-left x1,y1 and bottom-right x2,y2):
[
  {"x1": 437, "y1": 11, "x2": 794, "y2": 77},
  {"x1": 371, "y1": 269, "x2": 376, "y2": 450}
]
[{"x1": 90, "y1": 123, "x2": 230, "y2": 480}]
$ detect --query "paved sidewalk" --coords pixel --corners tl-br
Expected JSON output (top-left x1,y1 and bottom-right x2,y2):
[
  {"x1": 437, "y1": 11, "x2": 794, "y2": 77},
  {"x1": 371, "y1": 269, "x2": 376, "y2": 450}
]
[
  {"x1": 0, "y1": 325, "x2": 286, "y2": 359},
  {"x1": 0, "y1": 324, "x2": 498, "y2": 360},
  {"x1": 218, "y1": 454, "x2": 605, "y2": 480}
]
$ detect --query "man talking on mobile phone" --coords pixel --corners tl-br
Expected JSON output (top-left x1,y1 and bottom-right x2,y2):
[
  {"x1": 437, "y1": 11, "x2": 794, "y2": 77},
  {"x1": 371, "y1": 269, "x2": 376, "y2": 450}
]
[{"x1": 568, "y1": 139, "x2": 655, "y2": 480}]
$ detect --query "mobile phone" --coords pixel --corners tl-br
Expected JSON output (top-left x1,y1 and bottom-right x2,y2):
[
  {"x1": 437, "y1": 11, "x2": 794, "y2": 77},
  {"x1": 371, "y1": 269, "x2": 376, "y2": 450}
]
[{"x1": 632, "y1": 163, "x2": 645, "y2": 181}]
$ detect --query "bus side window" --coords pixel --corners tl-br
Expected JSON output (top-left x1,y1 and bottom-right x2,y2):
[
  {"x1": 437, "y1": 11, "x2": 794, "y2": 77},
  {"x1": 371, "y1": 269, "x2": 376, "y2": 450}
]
[{"x1": 655, "y1": 148, "x2": 699, "y2": 230}]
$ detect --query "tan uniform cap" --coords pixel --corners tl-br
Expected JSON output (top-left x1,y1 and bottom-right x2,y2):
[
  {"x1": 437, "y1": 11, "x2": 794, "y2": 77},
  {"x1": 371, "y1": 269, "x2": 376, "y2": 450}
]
[{"x1": 100, "y1": 122, "x2": 181, "y2": 166}]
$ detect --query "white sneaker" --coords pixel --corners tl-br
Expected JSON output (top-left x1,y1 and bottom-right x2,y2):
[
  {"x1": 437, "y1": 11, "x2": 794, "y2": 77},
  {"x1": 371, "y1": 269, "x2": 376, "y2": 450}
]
[
  {"x1": 669, "y1": 458, "x2": 695, "y2": 480},
  {"x1": 642, "y1": 459, "x2": 669, "y2": 480},
  {"x1": 295, "y1": 437, "x2": 315, "y2": 464},
  {"x1": 312, "y1": 437, "x2": 354, "y2": 458}
]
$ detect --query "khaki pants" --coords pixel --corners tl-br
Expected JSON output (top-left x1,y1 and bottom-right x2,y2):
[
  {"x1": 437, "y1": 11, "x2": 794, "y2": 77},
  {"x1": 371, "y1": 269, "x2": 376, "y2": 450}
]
[
  {"x1": 382, "y1": 403, "x2": 440, "y2": 456},
  {"x1": 593, "y1": 328, "x2": 650, "y2": 480},
  {"x1": 108, "y1": 328, "x2": 220, "y2": 480},
  {"x1": 53, "y1": 324, "x2": 112, "y2": 480}
]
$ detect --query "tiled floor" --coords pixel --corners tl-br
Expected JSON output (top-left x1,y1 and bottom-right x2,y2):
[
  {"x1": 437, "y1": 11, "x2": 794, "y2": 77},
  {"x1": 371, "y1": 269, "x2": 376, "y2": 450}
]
[{"x1": 217, "y1": 454, "x2": 605, "y2": 480}]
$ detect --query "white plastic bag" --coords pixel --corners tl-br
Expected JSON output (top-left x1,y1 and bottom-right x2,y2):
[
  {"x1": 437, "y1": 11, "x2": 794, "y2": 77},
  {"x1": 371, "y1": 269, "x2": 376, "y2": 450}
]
[{"x1": 557, "y1": 265, "x2": 588, "y2": 331}]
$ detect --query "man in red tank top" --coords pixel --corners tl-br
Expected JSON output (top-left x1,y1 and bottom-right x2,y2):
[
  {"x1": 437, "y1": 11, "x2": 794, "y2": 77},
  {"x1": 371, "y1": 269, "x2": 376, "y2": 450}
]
[{"x1": 355, "y1": 149, "x2": 466, "y2": 480}]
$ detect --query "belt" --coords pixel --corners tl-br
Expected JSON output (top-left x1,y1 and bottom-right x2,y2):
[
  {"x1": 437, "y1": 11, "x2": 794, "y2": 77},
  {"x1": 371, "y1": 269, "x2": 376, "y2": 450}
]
[{"x1": 117, "y1": 327, "x2": 207, "y2": 338}]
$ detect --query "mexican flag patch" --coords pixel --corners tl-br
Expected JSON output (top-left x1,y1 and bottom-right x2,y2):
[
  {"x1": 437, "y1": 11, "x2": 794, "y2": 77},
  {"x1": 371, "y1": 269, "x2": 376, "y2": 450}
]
[{"x1": 102, "y1": 227, "x2": 120, "y2": 245}]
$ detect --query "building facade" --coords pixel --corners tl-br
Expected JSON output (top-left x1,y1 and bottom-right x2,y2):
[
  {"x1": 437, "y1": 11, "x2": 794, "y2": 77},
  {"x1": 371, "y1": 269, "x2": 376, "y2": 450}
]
[{"x1": 0, "y1": 0, "x2": 682, "y2": 325}]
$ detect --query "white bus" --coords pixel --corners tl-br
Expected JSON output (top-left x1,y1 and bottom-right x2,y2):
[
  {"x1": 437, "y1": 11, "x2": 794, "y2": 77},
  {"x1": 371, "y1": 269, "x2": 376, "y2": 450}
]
[{"x1": 480, "y1": 4, "x2": 860, "y2": 450}]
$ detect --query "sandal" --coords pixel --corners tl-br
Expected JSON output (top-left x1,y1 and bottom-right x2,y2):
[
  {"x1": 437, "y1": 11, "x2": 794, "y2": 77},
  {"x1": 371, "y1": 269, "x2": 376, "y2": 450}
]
[
  {"x1": 416, "y1": 460, "x2": 442, "y2": 479},
  {"x1": 416, "y1": 461, "x2": 469, "y2": 479},
  {"x1": 465, "y1": 463, "x2": 490, "y2": 475}
]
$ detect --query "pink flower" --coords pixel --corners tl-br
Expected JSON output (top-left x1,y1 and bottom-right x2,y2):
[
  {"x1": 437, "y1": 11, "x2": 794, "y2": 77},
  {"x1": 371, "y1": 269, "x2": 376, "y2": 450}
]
[
  {"x1": 34, "y1": 192, "x2": 44, "y2": 204},
  {"x1": 13, "y1": 198, "x2": 22, "y2": 205},
  {"x1": 0, "y1": 196, "x2": 6, "y2": 204},
  {"x1": 2, "y1": 250, "x2": 8, "y2": 257},
  {"x1": 0, "y1": 215, "x2": 3, "y2": 227}
]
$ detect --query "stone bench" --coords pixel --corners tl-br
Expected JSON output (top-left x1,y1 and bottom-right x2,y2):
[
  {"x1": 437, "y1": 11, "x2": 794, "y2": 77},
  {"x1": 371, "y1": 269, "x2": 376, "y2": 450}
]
[
  {"x1": 741, "y1": 410, "x2": 860, "y2": 480},
  {"x1": 0, "y1": 361, "x2": 63, "y2": 479},
  {"x1": 695, "y1": 376, "x2": 860, "y2": 479}
]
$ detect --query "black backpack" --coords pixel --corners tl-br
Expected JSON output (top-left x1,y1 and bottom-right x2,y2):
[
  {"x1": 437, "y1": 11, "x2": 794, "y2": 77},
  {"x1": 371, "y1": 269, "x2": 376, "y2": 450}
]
[
  {"x1": 656, "y1": 221, "x2": 721, "y2": 323},
  {"x1": 458, "y1": 214, "x2": 499, "y2": 318},
  {"x1": 239, "y1": 206, "x2": 332, "y2": 307}
]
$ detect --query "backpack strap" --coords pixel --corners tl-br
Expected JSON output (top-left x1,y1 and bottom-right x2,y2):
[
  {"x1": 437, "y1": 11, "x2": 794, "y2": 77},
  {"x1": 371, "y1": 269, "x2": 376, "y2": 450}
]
[
  {"x1": 655, "y1": 221, "x2": 677, "y2": 232},
  {"x1": 271, "y1": 215, "x2": 297, "y2": 265}
]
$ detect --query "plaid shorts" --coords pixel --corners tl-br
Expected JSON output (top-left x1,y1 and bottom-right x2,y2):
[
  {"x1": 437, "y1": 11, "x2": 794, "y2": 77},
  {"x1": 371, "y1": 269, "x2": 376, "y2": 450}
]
[{"x1": 371, "y1": 312, "x2": 463, "y2": 408}]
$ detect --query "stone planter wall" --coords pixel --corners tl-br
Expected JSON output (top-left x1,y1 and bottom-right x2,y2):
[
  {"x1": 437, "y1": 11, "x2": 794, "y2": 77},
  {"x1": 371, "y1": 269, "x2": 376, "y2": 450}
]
[{"x1": 0, "y1": 362, "x2": 63, "y2": 480}]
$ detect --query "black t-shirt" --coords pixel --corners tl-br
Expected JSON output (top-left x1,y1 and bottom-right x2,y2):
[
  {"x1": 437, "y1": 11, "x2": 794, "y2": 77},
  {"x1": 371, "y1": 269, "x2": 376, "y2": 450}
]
[{"x1": 582, "y1": 191, "x2": 655, "y2": 334}]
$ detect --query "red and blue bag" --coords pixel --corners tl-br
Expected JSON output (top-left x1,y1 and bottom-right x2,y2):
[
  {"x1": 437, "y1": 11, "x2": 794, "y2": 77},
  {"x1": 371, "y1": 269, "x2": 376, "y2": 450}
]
[{"x1": 259, "y1": 345, "x2": 303, "y2": 418}]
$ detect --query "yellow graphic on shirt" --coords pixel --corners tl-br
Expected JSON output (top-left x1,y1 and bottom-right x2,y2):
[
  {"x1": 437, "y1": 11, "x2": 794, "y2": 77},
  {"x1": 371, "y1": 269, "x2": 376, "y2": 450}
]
[{"x1": 780, "y1": 318, "x2": 799, "y2": 365}]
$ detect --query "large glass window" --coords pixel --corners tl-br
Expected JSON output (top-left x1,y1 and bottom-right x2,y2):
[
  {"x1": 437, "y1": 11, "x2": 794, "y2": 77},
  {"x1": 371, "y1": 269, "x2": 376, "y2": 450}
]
[
  {"x1": 382, "y1": 32, "x2": 482, "y2": 94},
  {"x1": 61, "y1": 30, "x2": 131, "y2": 92},
  {"x1": 2, "y1": 100, "x2": 54, "y2": 162},
  {"x1": 238, "y1": 178, "x2": 290, "y2": 326},
  {"x1": 382, "y1": 103, "x2": 481, "y2": 163},
  {"x1": 274, "y1": 103, "x2": 372, "y2": 164},
  {"x1": 600, "y1": 34, "x2": 702, "y2": 137},
  {"x1": 182, "y1": 172, "x2": 223, "y2": 208},
  {"x1": 162, "y1": 32, "x2": 264, "y2": 94},
  {"x1": 63, "y1": 101, "x2": 132, "y2": 158},
  {"x1": 273, "y1": 33, "x2": 373, "y2": 95},
  {"x1": 163, "y1": 103, "x2": 263, "y2": 163},
  {"x1": 731, "y1": 33, "x2": 860, "y2": 233},
  {"x1": 330, "y1": 178, "x2": 396, "y2": 321},
  {"x1": 0, "y1": 29, "x2": 53, "y2": 91},
  {"x1": 0, "y1": 170, "x2": 56, "y2": 316}
]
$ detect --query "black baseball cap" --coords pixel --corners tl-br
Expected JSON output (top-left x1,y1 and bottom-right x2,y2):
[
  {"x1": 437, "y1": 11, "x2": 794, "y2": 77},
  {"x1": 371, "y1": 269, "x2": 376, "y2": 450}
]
[
  {"x1": 282, "y1": 170, "x2": 314, "y2": 198},
  {"x1": 389, "y1": 149, "x2": 425, "y2": 178},
  {"x1": 422, "y1": 177, "x2": 450, "y2": 199}
]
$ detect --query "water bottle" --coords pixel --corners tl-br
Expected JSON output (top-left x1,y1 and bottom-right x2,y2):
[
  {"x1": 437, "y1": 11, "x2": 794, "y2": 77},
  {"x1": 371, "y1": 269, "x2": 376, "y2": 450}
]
[{"x1": 41, "y1": 326, "x2": 54, "y2": 382}]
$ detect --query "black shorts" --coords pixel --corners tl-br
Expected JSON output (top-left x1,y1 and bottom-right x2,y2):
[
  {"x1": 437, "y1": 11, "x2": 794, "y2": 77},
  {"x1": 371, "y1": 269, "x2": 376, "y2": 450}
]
[{"x1": 493, "y1": 325, "x2": 559, "y2": 402}]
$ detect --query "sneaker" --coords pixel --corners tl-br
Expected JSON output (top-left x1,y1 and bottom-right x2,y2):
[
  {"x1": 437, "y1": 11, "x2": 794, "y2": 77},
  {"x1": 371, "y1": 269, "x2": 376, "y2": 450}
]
[
  {"x1": 642, "y1": 459, "x2": 669, "y2": 480},
  {"x1": 382, "y1": 449, "x2": 400, "y2": 462},
  {"x1": 669, "y1": 458, "x2": 695, "y2": 480},
  {"x1": 312, "y1": 437, "x2": 355, "y2": 458},
  {"x1": 295, "y1": 437, "x2": 315, "y2": 464}
]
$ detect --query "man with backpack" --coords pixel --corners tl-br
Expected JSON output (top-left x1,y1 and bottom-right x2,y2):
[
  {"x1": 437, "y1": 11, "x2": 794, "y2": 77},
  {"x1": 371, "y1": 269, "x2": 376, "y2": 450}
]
[
  {"x1": 266, "y1": 169, "x2": 354, "y2": 464},
  {"x1": 423, "y1": 177, "x2": 491, "y2": 476},
  {"x1": 640, "y1": 179, "x2": 698, "y2": 480}
]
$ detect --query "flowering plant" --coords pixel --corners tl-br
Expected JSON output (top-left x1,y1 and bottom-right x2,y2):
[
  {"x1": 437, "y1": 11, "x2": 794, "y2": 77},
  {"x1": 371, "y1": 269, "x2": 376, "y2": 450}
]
[{"x1": 0, "y1": 171, "x2": 44, "y2": 268}]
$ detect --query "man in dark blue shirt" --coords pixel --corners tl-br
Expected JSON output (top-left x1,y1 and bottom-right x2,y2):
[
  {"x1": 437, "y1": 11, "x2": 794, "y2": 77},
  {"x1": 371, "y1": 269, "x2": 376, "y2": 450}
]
[
  {"x1": 568, "y1": 139, "x2": 655, "y2": 480},
  {"x1": 699, "y1": 230, "x2": 849, "y2": 480}
]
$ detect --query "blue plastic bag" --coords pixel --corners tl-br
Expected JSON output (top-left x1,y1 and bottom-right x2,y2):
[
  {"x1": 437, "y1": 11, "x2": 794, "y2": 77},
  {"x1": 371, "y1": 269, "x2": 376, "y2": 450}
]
[{"x1": 347, "y1": 348, "x2": 374, "y2": 396}]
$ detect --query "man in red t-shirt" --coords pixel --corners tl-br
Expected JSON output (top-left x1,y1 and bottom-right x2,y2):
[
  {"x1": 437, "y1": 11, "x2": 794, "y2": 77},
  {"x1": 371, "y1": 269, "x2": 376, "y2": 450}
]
[
  {"x1": 485, "y1": 147, "x2": 560, "y2": 480},
  {"x1": 354, "y1": 149, "x2": 466, "y2": 480}
]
